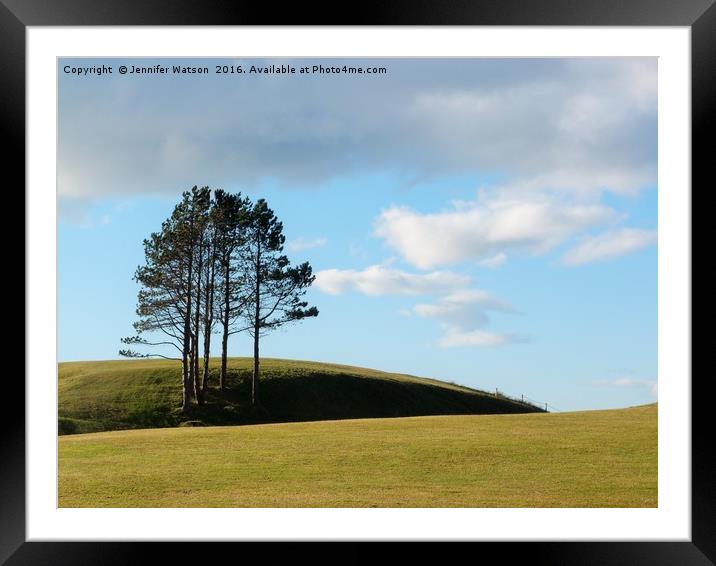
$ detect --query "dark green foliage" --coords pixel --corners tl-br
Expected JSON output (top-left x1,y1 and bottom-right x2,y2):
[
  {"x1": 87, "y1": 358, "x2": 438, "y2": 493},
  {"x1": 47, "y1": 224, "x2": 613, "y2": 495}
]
[{"x1": 58, "y1": 418, "x2": 77, "y2": 435}]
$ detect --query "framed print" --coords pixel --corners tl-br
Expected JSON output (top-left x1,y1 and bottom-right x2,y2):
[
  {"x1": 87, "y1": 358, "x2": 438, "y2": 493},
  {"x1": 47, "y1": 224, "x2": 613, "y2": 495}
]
[{"x1": 6, "y1": 1, "x2": 708, "y2": 564}]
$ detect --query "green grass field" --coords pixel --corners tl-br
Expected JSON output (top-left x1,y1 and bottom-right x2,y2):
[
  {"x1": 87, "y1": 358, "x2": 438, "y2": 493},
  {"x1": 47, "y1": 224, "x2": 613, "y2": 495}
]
[
  {"x1": 58, "y1": 404, "x2": 657, "y2": 508},
  {"x1": 58, "y1": 358, "x2": 542, "y2": 434}
]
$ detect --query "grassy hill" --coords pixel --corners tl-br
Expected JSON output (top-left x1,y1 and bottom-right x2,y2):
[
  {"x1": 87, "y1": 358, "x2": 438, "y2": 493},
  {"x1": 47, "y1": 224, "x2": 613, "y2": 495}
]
[
  {"x1": 58, "y1": 404, "x2": 657, "y2": 507},
  {"x1": 58, "y1": 358, "x2": 543, "y2": 435}
]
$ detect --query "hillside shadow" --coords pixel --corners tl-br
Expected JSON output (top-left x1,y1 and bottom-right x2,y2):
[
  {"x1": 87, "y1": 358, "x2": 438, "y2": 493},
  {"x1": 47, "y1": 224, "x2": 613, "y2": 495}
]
[{"x1": 180, "y1": 369, "x2": 543, "y2": 427}]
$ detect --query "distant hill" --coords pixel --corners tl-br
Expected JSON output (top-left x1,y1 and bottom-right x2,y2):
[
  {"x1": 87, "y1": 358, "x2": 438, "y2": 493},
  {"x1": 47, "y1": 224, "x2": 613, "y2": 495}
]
[{"x1": 58, "y1": 358, "x2": 544, "y2": 434}]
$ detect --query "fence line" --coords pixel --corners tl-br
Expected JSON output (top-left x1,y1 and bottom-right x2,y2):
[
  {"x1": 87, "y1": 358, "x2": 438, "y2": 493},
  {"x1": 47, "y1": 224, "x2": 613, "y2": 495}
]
[{"x1": 492, "y1": 388, "x2": 560, "y2": 413}]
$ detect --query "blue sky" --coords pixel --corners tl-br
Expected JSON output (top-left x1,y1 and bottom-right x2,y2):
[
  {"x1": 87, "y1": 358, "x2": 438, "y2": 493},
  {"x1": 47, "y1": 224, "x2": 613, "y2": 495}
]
[{"x1": 58, "y1": 58, "x2": 657, "y2": 411}]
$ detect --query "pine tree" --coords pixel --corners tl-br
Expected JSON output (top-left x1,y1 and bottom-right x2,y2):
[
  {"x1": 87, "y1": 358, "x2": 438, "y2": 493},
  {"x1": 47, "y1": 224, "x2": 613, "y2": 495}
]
[
  {"x1": 240, "y1": 198, "x2": 319, "y2": 406},
  {"x1": 121, "y1": 189, "x2": 318, "y2": 412},
  {"x1": 211, "y1": 190, "x2": 252, "y2": 390},
  {"x1": 120, "y1": 186, "x2": 211, "y2": 413}
]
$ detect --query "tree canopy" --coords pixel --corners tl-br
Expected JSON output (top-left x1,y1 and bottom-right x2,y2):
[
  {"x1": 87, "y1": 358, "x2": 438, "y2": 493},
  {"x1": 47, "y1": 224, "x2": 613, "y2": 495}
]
[{"x1": 121, "y1": 187, "x2": 318, "y2": 412}]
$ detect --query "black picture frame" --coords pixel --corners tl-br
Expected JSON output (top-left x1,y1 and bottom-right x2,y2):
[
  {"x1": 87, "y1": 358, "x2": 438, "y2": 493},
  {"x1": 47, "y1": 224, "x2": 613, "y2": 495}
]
[{"x1": 5, "y1": 1, "x2": 706, "y2": 563}]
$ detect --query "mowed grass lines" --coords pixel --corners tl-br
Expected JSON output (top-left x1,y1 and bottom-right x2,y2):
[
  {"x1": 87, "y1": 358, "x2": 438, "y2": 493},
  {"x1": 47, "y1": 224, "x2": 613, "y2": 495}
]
[
  {"x1": 58, "y1": 358, "x2": 542, "y2": 434},
  {"x1": 58, "y1": 403, "x2": 656, "y2": 508}
]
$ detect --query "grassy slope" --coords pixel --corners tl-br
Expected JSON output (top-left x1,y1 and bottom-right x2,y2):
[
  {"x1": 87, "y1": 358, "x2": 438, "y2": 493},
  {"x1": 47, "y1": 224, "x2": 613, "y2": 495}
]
[
  {"x1": 58, "y1": 403, "x2": 657, "y2": 508},
  {"x1": 58, "y1": 358, "x2": 542, "y2": 434}
]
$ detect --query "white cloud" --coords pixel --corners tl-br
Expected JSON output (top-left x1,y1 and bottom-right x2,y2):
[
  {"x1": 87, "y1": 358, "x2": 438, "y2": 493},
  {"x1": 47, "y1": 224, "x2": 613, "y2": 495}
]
[
  {"x1": 316, "y1": 264, "x2": 526, "y2": 348},
  {"x1": 493, "y1": 168, "x2": 654, "y2": 199},
  {"x1": 413, "y1": 289, "x2": 512, "y2": 323},
  {"x1": 438, "y1": 329, "x2": 512, "y2": 348},
  {"x1": 374, "y1": 196, "x2": 615, "y2": 269},
  {"x1": 412, "y1": 289, "x2": 525, "y2": 348},
  {"x1": 478, "y1": 252, "x2": 507, "y2": 268},
  {"x1": 594, "y1": 378, "x2": 658, "y2": 397},
  {"x1": 58, "y1": 58, "x2": 656, "y2": 211},
  {"x1": 287, "y1": 237, "x2": 328, "y2": 252},
  {"x1": 405, "y1": 58, "x2": 656, "y2": 198},
  {"x1": 562, "y1": 228, "x2": 657, "y2": 266},
  {"x1": 57, "y1": 197, "x2": 95, "y2": 226},
  {"x1": 314, "y1": 264, "x2": 470, "y2": 296},
  {"x1": 58, "y1": 198, "x2": 132, "y2": 228}
]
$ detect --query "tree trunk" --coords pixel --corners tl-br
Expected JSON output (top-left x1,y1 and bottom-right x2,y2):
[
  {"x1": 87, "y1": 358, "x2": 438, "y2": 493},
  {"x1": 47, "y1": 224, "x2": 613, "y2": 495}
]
[
  {"x1": 183, "y1": 251, "x2": 194, "y2": 408},
  {"x1": 252, "y1": 328, "x2": 260, "y2": 406},
  {"x1": 182, "y1": 272, "x2": 193, "y2": 410},
  {"x1": 220, "y1": 322, "x2": 229, "y2": 390},
  {"x1": 219, "y1": 258, "x2": 230, "y2": 390},
  {"x1": 187, "y1": 336, "x2": 194, "y2": 401},
  {"x1": 201, "y1": 243, "x2": 215, "y2": 399},
  {"x1": 193, "y1": 340, "x2": 201, "y2": 404},
  {"x1": 181, "y1": 357, "x2": 191, "y2": 414},
  {"x1": 201, "y1": 337, "x2": 211, "y2": 400},
  {"x1": 193, "y1": 243, "x2": 204, "y2": 405},
  {"x1": 251, "y1": 243, "x2": 261, "y2": 406}
]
